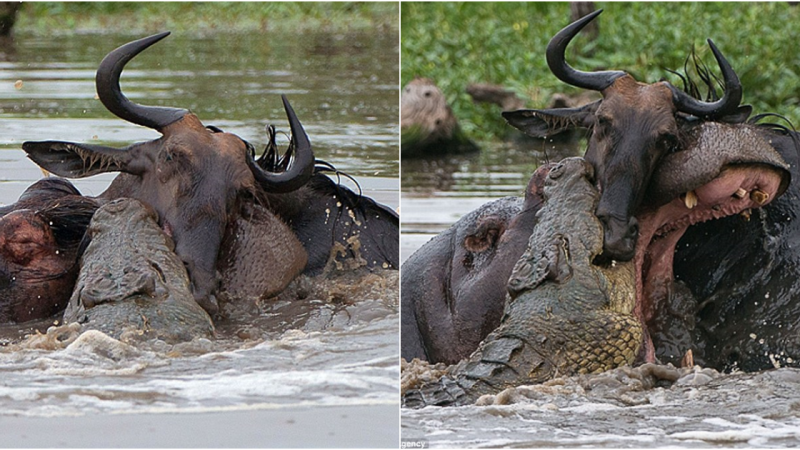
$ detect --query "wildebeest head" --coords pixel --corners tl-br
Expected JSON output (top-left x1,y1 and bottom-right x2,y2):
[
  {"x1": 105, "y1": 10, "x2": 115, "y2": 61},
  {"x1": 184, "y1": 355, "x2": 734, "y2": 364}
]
[
  {"x1": 503, "y1": 10, "x2": 744, "y2": 261},
  {"x1": 22, "y1": 33, "x2": 314, "y2": 314}
]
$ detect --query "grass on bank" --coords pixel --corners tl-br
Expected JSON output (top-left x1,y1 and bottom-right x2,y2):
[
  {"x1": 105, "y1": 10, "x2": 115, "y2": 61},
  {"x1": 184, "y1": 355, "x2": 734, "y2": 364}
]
[
  {"x1": 401, "y1": 2, "x2": 800, "y2": 142},
  {"x1": 15, "y1": 2, "x2": 398, "y2": 35}
]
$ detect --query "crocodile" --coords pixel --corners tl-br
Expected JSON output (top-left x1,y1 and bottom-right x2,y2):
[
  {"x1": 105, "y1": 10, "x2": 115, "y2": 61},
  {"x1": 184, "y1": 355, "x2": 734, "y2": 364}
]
[
  {"x1": 65, "y1": 198, "x2": 214, "y2": 342},
  {"x1": 404, "y1": 157, "x2": 641, "y2": 407}
]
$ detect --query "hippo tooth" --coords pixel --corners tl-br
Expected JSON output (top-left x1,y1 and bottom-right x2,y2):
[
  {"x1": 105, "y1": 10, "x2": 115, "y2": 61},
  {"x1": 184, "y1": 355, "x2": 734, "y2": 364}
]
[
  {"x1": 741, "y1": 209, "x2": 752, "y2": 221},
  {"x1": 681, "y1": 349, "x2": 694, "y2": 369},
  {"x1": 734, "y1": 188, "x2": 747, "y2": 199},
  {"x1": 683, "y1": 190, "x2": 698, "y2": 209},
  {"x1": 751, "y1": 189, "x2": 769, "y2": 205}
]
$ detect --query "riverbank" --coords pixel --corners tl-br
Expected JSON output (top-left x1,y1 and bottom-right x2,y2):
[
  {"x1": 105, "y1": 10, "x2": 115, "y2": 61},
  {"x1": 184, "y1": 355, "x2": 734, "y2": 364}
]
[
  {"x1": 14, "y1": 2, "x2": 397, "y2": 35},
  {"x1": 402, "y1": 2, "x2": 800, "y2": 141}
]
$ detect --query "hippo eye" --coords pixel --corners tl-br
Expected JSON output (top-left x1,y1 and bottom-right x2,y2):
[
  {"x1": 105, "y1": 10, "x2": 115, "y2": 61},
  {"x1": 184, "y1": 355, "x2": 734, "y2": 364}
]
[
  {"x1": 659, "y1": 134, "x2": 680, "y2": 153},
  {"x1": 549, "y1": 163, "x2": 566, "y2": 180}
]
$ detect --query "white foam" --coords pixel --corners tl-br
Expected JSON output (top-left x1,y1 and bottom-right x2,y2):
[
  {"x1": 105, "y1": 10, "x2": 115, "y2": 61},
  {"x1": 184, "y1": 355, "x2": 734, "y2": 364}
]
[
  {"x1": 562, "y1": 402, "x2": 622, "y2": 413},
  {"x1": 0, "y1": 315, "x2": 399, "y2": 418}
]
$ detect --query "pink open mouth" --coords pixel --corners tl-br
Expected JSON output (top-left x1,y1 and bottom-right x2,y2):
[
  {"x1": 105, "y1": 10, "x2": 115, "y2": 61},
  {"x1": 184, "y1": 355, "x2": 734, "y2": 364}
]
[{"x1": 633, "y1": 164, "x2": 787, "y2": 363}]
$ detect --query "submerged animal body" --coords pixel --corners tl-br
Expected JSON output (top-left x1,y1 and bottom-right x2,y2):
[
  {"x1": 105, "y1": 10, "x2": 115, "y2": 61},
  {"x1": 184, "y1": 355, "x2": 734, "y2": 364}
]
[
  {"x1": 66, "y1": 198, "x2": 214, "y2": 342},
  {"x1": 0, "y1": 178, "x2": 98, "y2": 323},
  {"x1": 21, "y1": 32, "x2": 398, "y2": 316},
  {"x1": 404, "y1": 158, "x2": 642, "y2": 407}
]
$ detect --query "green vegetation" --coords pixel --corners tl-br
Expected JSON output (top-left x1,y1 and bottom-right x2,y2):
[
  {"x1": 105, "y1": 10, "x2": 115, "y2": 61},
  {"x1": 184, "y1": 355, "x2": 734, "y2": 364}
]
[
  {"x1": 16, "y1": 2, "x2": 397, "y2": 35},
  {"x1": 402, "y1": 2, "x2": 800, "y2": 141}
]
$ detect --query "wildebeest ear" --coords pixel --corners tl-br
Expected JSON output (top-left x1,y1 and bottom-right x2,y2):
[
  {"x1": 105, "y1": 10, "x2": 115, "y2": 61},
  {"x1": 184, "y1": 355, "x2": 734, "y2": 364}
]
[
  {"x1": 720, "y1": 105, "x2": 752, "y2": 124},
  {"x1": 678, "y1": 105, "x2": 753, "y2": 125},
  {"x1": 502, "y1": 100, "x2": 601, "y2": 138},
  {"x1": 21, "y1": 141, "x2": 141, "y2": 178}
]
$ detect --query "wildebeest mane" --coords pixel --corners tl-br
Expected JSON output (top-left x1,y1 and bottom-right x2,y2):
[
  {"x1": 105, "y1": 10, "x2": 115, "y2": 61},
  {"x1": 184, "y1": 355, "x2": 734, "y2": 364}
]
[
  {"x1": 668, "y1": 48, "x2": 800, "y2": 156},
  {"x1": 313, "y1": 160, "x2": 399, "y2": 221},
  {"x1": 239, "y1": 126, "x2": 398, "y2": 221},
  {"x1": 665, "y1": 46, "x2": 724, "y2": 105}
]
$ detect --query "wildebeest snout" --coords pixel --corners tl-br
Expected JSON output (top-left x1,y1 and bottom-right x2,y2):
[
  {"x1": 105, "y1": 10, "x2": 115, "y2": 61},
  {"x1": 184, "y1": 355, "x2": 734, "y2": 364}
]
[{"x1": 596, "y1": 211, "x2": 638, "y2": 262}]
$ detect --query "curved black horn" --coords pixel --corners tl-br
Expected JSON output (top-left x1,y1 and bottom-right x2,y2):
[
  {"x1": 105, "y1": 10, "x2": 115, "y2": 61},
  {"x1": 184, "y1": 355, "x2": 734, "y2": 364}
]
[
  {"x1": 96, "y1": 32, "x2": 188, "y2": 130},
  {"x1": 547, "y1": 9, "x2": 626, "y2": 91},
  {"x1": 668, "y1": 39, "x2": 742, "y2": 119},
  {"x1": 248, "y1": 96, "x2": 315, "y2": 193}
]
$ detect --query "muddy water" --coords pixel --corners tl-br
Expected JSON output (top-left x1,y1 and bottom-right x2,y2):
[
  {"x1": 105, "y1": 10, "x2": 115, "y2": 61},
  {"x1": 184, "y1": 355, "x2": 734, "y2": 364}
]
[
  {"x1": 0, "y1": 29, "x2": 399, "y2": 446},
  {"x1": 402, "y1": 361, "x2": 800, "y2": 447},
  {"x1": 401, "y1": 139, "x2": 800, "y2": 447},
  {"x1": 401, "y1": 138, "x2": 580, "y2": 264}
]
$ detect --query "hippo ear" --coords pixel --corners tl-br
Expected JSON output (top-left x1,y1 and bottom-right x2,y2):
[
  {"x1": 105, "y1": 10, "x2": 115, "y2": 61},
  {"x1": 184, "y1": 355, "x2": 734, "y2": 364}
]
[
  {"x1": 21, "y1": 141, "x2": 142, "y2": 178},
  {"x1": 463, "y1": 215, "x2": 507, "y2": 254},
  {"x1": 502, "y1": 100, "x2": 601, "y2": 138}
]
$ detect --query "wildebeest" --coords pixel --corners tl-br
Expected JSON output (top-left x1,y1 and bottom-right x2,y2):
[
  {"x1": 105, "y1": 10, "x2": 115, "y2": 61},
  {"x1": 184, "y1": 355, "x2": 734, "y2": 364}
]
[
  {"x1": 503, "y1": 10, "x2": 747, "y2": 262},
  {"x1": 20, "y1": 32, "x2": 399, "y2": 317}
]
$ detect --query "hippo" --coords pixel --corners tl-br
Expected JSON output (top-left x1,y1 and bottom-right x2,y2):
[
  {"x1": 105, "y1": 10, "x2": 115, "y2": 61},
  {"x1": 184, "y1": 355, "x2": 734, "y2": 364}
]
[
  {"x1": 0, "y1": 178, "x2": 98, "y2": 323},
  {"x1": 672, "y1": 127, "x2": 800, "y2": 372},
  {"x1": 401, "y1": 77, "x2": 478, "y2": 158},
  {"x1": 401, "y1": 163, "x2": 554, "y2": 364},
  {"x1": 401, "y1": 121, "x2": 791, "y2": 371},
  {"x1": 216, "y1": 201, "x2": 307, "y2": 305},
  {"x1": 403, "y1": 157, "x2": 642, "y2": 407},
  {"x1": 66, "y1": 198, "x2": 214, "y2": 342}
]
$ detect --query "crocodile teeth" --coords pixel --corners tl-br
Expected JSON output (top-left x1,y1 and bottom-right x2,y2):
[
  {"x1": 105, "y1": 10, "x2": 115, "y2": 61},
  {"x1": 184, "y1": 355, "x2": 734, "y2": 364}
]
[
  {"x1": 741, "y1": 209, "x2": 752, "y2": 221},
  {"x1": 683, "y1": 190, "x2": 698, "y2": 209},
  {"x1": 751, "y1": 189, "x2": 769, "y2": 205},
  {"x1": 734, "y1": 188, "x2": 747, "y2": 199}
]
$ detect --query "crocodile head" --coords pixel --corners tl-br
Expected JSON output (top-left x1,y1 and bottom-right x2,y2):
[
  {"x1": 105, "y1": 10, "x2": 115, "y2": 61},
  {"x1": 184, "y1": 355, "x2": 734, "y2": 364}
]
[{"x1": 66, "y1": 198, "x2": 214, "y2": 342}]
